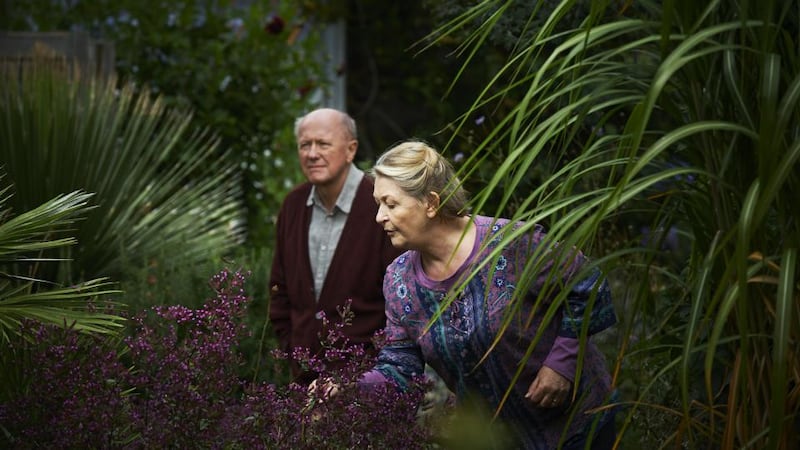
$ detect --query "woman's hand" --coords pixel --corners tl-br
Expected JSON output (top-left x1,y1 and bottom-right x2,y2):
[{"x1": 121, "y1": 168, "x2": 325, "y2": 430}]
[
  {"x1": 304, "y1": 377, "x2": 341, "y2": 421},
  {"x1": 307, "y1": 377, "x2": 340, "y2": 401},
  {"x1": 524, "y1": 366, "x2": 572, "y2": 408}
]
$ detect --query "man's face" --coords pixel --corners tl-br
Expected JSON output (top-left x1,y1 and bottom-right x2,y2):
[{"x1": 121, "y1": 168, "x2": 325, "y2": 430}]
[{"x1": 296, "y1": 111, "x2": 356, "y2": 188}]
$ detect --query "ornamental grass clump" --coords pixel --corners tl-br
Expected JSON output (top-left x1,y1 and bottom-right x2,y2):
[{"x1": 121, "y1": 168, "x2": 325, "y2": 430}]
[{"x1": 0, "y1": 269, "x2": 436, "y2": 449}]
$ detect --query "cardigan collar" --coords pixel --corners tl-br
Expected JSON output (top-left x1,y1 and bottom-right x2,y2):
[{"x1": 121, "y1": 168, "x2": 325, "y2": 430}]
[{"x1": 305, "y1": 163, "x2": 364, "y2": 214}]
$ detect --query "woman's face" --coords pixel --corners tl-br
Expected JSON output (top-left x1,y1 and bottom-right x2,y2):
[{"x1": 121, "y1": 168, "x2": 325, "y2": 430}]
[{"x1": 373, "y1": 175, "x2": 435, "y2": 251}]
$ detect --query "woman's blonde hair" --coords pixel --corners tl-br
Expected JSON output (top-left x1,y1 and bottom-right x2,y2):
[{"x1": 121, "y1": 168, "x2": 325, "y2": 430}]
[{"x1": 372, "y1": 140, "x2": 469, "y2": 218}]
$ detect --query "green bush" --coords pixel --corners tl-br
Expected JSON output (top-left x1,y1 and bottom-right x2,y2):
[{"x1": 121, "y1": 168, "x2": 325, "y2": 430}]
[
  {"x1": 1, "y1": 61, "x2": 245, "y2": 286},
  {"x1": 2, "y1": 0, "x2": 325, "y2": 247}
]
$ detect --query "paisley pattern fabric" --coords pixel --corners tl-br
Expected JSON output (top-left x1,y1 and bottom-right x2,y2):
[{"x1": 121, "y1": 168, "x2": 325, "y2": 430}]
[{"x1": 373, "y1": 216, "x2": 617, "y2": 449}]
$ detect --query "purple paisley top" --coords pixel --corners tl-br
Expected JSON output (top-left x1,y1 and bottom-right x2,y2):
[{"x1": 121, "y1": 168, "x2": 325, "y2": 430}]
[{"x1": 362, "y1": 216, "x2": 617, "y2": 449}]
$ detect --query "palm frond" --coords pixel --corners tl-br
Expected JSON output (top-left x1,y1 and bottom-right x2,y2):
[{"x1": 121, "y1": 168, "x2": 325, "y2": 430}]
[
  {"x1": 0, "y1": 182, "x2": 124, "y2": 344},
  {"x1": 0, "y1": 58, "x2": 246, "y2": 284}
]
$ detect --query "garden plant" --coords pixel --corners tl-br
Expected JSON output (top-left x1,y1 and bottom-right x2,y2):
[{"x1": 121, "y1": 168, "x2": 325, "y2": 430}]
[
  {"x1": 1, "y1": 0, "x2": 324, "y2": 248},
  {"x1": 426, "y1": 0, "x2": 799, "y2": 448},
  {"x1": 0, "y1": 181, "x2": 125, "y2": 404},
  {"x1": 0, "y1": 269, "x2": 434, "y2": 449}
]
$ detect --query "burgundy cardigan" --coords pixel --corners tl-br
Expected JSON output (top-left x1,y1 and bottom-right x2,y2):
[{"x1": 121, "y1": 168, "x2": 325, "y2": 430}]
[{"x1": 269, "y1": 176, "x2": 401, "y2": 374}]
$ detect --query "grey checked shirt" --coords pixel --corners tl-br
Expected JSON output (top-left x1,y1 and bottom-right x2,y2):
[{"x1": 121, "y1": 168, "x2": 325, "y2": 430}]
[{"x1": 306, "y1": 164, "x2": 364, "y2": 300}]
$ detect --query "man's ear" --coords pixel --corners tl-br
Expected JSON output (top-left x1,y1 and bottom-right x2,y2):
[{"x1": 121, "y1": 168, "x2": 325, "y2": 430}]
[
  {"x1": 346, "y1": 140, "x2": 358, "y2": 163},
  {"x1": 425, "y1": 192, "x2": 441, "y2": 218}
]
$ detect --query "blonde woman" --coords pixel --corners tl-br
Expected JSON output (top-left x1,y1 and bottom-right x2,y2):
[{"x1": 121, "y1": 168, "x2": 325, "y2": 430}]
[{"x1": 363, "y1": 140, "x2": 617, "y2": 449}]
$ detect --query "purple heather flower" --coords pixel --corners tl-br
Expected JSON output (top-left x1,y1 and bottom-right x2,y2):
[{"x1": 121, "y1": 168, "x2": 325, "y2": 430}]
[{"x1": 1, "y1": 268, "x2": 435, "y2": 448}]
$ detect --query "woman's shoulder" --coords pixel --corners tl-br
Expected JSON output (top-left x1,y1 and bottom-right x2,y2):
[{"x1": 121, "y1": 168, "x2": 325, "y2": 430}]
[
  {"x1": 472, "y1": 215, "x2": 526, "y2": 229},
  {"x1": 472, "y1": 215, "x2": 547, "y2": 251},
  {"x1": 472, "y1": 215, "x2": 542, "y2": 230},
  {"x1": 387, "y1": 250, "x2": 416, "y2": 272},
  {"x1": 472, "y1": 215, "x2": 519, "y2": 239},
  {"x1": 383, "y1": 251, "x2": 419, "y2": 306}
]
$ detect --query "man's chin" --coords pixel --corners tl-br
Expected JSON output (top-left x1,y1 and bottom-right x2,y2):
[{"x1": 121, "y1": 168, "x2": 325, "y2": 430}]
[{"x1": 306, "y1": 172, "x2": 329, "y2": 185}]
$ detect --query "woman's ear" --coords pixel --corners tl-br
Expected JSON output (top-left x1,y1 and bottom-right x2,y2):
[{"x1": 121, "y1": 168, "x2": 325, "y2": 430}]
[{"x1": 425, "y1": 192, "x2": 440, "y2": 218}]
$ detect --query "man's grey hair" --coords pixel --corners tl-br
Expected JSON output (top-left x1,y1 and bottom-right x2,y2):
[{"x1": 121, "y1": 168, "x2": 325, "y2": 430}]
[{"x1": 294, "y1": 108, "x2": 357, "y2": 140}]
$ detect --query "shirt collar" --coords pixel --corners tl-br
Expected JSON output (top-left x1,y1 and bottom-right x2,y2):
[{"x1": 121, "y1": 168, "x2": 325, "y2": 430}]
[{"x1": 305, "y1": 163, "x2": 364, "y2": 213}]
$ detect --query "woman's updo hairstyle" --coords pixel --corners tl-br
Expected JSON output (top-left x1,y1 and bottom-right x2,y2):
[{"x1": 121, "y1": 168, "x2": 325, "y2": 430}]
[{"x1": 372, "y1": 140, "x2": 469, "y2": 219}]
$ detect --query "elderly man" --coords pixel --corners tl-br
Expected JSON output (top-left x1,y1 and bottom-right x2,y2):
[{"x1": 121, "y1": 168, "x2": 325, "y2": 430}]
[{"x1": 269, "y1": 108, "x2": 400, "y2": 383}]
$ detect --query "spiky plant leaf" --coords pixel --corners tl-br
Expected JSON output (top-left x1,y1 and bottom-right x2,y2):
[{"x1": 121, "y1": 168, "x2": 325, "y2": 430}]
[
  {"x1": 0, "y1": 181, "x2": 124, "y2": 343},
  {"x1": 431, "y1": 0, "x2": 799, "y2": 447},
  {"x1": 0, "y1": 58, "x2": 246, "y2": 285}
]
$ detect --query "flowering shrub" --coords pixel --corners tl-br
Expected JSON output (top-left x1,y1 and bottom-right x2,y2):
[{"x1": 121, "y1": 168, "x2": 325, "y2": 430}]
[
  {"x1": 0, "y1": 269, "x2": 435, "y2": 449},
  {"x1": 0, "y1": 322, "x2": 135, "y2": 447}
]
